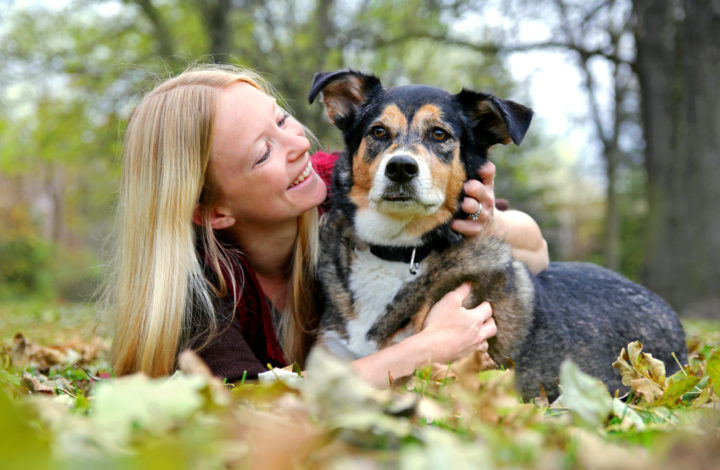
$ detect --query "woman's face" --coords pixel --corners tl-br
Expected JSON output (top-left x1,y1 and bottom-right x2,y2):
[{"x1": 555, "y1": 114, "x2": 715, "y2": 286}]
[{"x1": 207, "y1": 82, "x2": 326, "y2": 228}]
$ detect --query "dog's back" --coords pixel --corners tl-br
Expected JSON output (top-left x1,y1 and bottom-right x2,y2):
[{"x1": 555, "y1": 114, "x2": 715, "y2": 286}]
[{"x1": 511, "y1": 262, "x2": 687, "y2": 400}]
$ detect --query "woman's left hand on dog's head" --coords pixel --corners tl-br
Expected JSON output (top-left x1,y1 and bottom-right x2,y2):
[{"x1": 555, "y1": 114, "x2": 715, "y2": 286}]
[{"x1": 451, "y1": 162, "x2": 496, "y2": 237}]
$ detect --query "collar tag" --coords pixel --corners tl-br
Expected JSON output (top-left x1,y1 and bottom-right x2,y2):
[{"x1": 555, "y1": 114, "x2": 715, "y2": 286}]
[{"x1": 409, "y1": 247, "x2": 419, "y2": 275}]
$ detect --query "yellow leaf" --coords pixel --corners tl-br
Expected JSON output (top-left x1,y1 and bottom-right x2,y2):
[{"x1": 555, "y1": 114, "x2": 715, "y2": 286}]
[
  {"x1": 612, "y1": 341, "x2": 667, "y2": 403},
  {"x1": 629, "y1": 377, "x2": 664, "y2": 404}
]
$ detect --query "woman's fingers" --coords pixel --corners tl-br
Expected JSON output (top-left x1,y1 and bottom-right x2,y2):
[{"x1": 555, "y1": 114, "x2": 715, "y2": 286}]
[
  {"x1": 477, "y1": 161, "x2": 496, "y2": 189},
  {"x1": 453, "y1": 161, "x2": 497, "y2": 238}
]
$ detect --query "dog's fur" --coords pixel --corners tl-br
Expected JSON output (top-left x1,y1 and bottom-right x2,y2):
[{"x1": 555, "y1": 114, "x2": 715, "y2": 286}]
[{"x1": 308, "y1": 70, "x2": 688, "y2": 401}]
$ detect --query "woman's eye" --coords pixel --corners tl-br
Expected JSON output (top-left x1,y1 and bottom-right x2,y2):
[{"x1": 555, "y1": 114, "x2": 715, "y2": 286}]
[
  {"x1": 371, "y1": 126, "x2": 388, "y2": 139},
  {"x1": 255, "y1": 143, "x2": 271, "y2": 166},
  {"x1": 430, "y1": 128, "x2": 449, "y2": 142},
  {"x1": 278, "y1": 113, "x2": 289, "y2": 127}
]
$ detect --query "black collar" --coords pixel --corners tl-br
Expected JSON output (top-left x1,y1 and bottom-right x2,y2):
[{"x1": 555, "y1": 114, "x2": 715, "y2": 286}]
[{"x1": 368, "y1": 243, "x2": 434, "y2": 274}]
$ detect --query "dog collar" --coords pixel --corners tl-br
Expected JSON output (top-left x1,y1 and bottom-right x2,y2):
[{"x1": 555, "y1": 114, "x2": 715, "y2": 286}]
[{"x1": 368, "y1": 244, "x2": 434, "y2": 275}]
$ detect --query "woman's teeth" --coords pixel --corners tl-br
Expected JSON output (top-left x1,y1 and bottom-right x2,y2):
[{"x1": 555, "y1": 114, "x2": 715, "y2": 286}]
[{"x1": 289, "y1": 162, "x2": 313, "y2": 188}]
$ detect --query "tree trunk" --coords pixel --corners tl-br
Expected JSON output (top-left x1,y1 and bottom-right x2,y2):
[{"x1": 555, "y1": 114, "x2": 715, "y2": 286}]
[
  {"x1": 604, "y1": 146, "x2": 621, "y2": 271},
  {"x1": 633, "y1": 0, "x2": 720, "y2": 317},
  {"x1": 196, "y1": 0, "x2": 233, "y2": 62}
]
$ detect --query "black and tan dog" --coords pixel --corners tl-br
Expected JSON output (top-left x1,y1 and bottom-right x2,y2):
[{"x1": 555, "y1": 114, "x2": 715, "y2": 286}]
[{"x1": 308, "y1": 69, "x2": 687, "y2": 401}]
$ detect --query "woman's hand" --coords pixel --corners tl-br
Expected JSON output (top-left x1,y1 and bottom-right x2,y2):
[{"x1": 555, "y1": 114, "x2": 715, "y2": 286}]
[
  {"x1": 419, "y1": 283, "x2": 497, "y2": 365},
  {"x1": 350, "y1": 283, "x2": 496, "y2": 386},
  {"x1": 451, "y1": 162, "x2": 497, "y2": 237},
  {"x1": 451, "y1": 161, "x2": 550, "y2": 274}
]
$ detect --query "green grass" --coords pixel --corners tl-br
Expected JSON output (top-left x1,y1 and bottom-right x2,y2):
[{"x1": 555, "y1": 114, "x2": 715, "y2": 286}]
[{"x1": 0, "y1": 300, "x2": 107, "y2": 343}]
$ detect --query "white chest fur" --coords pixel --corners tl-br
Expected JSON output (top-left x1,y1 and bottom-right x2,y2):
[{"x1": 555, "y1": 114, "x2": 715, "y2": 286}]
[{"x1": 342, "y1": 248, "x2": 425, "y2": 357}]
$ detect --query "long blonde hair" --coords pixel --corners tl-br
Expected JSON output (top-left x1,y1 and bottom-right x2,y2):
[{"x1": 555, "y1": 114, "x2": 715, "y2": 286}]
[{"x1": 109, "y1": 65, "x2": 319, "y2": 377}]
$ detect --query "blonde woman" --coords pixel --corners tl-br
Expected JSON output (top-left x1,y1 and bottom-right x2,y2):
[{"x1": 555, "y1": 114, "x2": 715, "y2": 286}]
[{"x1": 109, "y1": 65, "x2": 548, "y2": 386}]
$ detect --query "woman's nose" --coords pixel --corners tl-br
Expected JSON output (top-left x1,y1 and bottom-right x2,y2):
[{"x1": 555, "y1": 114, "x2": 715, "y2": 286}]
[{"x1": 286, "y1": 132, "x2": 310, "y2": 161}]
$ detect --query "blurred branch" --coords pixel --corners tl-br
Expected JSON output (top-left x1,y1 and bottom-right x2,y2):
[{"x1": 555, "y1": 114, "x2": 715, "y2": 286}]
[
  {"x1": 370, "y1": 31, "x2": 628, "y2": 65},
  {"x1": 128, "y1": 0, "x2": 175, "y2": 59}
]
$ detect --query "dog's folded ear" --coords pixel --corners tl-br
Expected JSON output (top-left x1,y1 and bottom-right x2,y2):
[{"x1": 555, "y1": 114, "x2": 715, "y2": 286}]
[
  {"x1": 455, "y1": 89, "x2": 533, "y2": 146},
  {"x1": 308, "y1": 69, "x2": 382, "y2": 131}
]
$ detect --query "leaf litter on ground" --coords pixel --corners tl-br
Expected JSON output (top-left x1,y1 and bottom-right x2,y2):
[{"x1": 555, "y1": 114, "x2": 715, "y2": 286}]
[{"x1": 0, "y1": 316, "x2": 719, "y2": 469}]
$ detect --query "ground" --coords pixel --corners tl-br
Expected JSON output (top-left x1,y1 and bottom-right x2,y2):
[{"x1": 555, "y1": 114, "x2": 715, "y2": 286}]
[{"x1": 1, "y1": 301, "x2": 719, "y2": 470}]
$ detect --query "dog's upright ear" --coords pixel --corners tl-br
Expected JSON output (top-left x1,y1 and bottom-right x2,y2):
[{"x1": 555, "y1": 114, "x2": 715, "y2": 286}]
[
  {"x1": 308, "y1": 70, "x2": 382, "y2": 131},
  {"x1": 455, "y1": 89, "x2": 533, "y2": 146}
]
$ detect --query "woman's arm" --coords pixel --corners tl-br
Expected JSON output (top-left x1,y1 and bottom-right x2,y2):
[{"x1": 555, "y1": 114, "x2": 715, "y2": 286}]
[
  {"x1": 349, "y1": 283, "x2": 497, "y2": 387},
  {"x1": 451, "y1": 162, "x2": 550, "y2": 274}
]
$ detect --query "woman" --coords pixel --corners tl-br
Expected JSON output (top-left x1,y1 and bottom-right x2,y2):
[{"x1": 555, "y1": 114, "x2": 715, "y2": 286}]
[{"x1": 109, "y1": 65, "x2": 548, "y2": 386}]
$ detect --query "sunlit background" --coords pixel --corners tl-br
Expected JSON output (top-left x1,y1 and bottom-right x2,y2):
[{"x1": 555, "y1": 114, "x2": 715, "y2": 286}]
[{"x1": 1, "y1": 0, "x2": 717, "y2": 319}]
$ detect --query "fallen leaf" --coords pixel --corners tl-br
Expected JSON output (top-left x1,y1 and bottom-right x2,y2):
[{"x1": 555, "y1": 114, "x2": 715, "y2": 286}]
[
  {"x1": 556, "y1": 359, "x2": 613, "y2": 428},
  {"x1": 20, "y1": 372, "x2": 73, "y2": 396},
  {"x1": 571, "y1": 427, "x2": 651, "y2": 470},
  {"x1": 610, "y1": 398, "x2": 646, "y2": 431},
  {"x1": 177, "y1": 349, "x2": 230, "y2": 405},
  {"x1": 612, "y1": 341, "x2": 667, "y2": 404},
  {"x1": 91, "y1": 372, "x2": 210, "y2": 447},
  {"x1": 706, "y1": 348, "x2": 720, "y2": 398},
  {"x1": 656, "y1": 371, "x2": 701, "y2": 407},
  {"x1": 7, "y1": 333, "x2": 107, "y2": 370}
]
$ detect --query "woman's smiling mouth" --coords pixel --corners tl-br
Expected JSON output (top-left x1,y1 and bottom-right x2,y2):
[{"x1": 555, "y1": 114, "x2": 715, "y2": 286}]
[{"x1": 288, "y1": 160, "x2": 313, "y2": 189}]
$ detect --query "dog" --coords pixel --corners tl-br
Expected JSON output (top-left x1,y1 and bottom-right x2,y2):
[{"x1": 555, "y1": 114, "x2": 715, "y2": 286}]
[{"x1": 308, "y1": 69, "x2": 688, "y2": 401}]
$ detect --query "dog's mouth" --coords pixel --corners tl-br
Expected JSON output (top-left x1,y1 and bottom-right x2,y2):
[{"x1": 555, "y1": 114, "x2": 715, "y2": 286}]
[
  {"x1": 381, "y1": 186, "x2": 417, "y2": 203},
  {"x1": 383, "y1": 192, "x2": 414, "y2": 202},
  {"x1": 373, "y1": 187, "x2": 442, "y2": 216}
]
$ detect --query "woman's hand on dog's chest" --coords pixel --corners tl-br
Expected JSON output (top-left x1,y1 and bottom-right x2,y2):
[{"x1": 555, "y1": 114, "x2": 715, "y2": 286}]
[{"x1": 419, "y1": 283, "x2": 497, "y2": 364}]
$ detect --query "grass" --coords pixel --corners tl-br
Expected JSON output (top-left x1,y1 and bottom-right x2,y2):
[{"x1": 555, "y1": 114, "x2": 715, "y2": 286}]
[
  {"x1": 0, "y1": 300, "x2": 107, "y2": 343},
  {"x1": 0, "y1": 300, "x2": 719, "y2": 469}
]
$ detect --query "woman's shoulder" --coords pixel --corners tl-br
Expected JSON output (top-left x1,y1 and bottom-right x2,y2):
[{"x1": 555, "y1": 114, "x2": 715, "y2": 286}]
[{"x1": 311, "y1": 150, "x2": 339, "y2": 186}]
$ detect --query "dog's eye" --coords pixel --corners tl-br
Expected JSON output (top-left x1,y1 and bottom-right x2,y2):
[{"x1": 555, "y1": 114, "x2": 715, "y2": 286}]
[
  {"x1": 370, "y1": 126, "x2": 388, "y2": 140},
  {"x1": 430, "y1": 128, "x2": 449, "y2": 142}
]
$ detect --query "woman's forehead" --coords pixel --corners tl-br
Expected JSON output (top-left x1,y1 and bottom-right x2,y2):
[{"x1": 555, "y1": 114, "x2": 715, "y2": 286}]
[
  {"x1": 219, "y1": 82, "x2": 276, "y2": 116},
  {"x1": 212, "y1": 83, "x2": 276, "y2": 155}
]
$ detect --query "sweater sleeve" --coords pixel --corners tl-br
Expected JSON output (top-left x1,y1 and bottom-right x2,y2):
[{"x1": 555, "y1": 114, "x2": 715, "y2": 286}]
[
  {"x1": 192, "y1": 256, "x2": 287, "y2": 382},
  {"x1": 195, "y1": 320, "x2": 268, "y2": 381},
  {"x1": 311, "y1": 150, "x2": 339, "y2": 215}
]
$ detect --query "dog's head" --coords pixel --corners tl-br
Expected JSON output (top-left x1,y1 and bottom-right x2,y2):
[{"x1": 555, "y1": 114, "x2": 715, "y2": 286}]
[{"x1": 309, "y1": 69, "x2": 532, "y2": 247}]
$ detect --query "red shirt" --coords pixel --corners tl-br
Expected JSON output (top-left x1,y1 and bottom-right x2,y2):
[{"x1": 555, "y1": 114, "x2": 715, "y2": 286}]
[{"x1": 195, "y1": 151, "x2": 338, "y2": 381}]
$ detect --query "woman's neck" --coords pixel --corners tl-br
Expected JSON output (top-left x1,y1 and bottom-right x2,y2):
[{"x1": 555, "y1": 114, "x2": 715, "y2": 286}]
[{"x1": 229, "y1": 218, "x2": 297, "y2": 309}]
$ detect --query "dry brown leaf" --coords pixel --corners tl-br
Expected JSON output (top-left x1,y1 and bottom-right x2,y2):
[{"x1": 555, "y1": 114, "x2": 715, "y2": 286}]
[
  {"x1": 8, "y1": 333, "x2": 107, "y2": 370},
  {"x1": 177, "y1": 349, "x2": 230, "y2": 404},
  {"x1": 21, "y1": 371, "x2": 74, "y2": 395},
  {"x1": 629, "y1": 377, "x2": 664, "y2": 404},
  {"x1": 612, "y1": 341, "x2": 667, "y2": 404},
  {"x1": 232, "y1": 407, "x2": 324, "y2": 470}
]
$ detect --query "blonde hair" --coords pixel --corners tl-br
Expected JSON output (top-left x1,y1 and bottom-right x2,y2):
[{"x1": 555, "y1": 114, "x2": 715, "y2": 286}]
[{"x1": 109, "y1": 65, "x2": 319, "y2": 377}]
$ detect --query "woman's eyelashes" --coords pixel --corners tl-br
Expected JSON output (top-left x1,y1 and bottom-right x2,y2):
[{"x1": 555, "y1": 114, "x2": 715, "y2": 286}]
[
  {"x1": 254, "y1": 112, "x2": 291, "y2": 168},
  {"x1": 255, "y1": 142, "x2": 272, "y2": 167}
]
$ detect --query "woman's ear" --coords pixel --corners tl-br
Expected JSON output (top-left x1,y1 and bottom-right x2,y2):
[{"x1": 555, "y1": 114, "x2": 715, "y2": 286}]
[{"x1": 192, "y1": 203, "x2": 236, "y2": 230}]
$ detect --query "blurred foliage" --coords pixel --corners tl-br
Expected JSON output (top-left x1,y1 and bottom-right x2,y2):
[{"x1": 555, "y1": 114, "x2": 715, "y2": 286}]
[
  {"x1": 0, "y1": 0, "x2": 645, "y2": 301},
  {"x1": 0, "y1": 312, "x2": 718, "y2": 469},
  {"x1": 0, "y1": 235, "x2": 54, "y2": 300}
]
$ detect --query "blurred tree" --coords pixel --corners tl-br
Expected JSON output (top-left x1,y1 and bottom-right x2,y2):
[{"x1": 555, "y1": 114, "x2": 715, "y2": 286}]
[
  {"x1": 3, "y1": 0, "x2": 555, "y2": 301},
  {"x1": 433, "y1": 0, "x2": 719, "y2": 316},
  {"x1": 633, "y1": 0, "x2": 720, "y2": 317},
  {"x1": 435, "y1": 0, "x2": 642, "y2": 272}
]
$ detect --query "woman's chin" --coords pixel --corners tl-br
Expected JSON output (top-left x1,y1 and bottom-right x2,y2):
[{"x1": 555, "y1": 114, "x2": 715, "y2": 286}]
[{"x1": 287, "y1": 173, "x2": 326, "y2": 212}]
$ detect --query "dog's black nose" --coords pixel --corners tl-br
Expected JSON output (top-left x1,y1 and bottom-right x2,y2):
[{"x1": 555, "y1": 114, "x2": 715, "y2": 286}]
[{"x1": 385, "y1": 155, "x2": 419, "y2": 183}]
